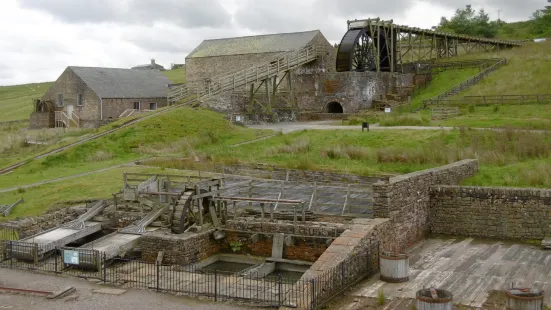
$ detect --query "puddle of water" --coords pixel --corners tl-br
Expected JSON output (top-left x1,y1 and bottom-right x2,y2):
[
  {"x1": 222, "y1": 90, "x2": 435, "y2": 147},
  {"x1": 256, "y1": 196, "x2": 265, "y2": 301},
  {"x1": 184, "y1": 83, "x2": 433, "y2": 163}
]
[{"x1": 201, "y1": 261, "x2": 254, "y2": 273}]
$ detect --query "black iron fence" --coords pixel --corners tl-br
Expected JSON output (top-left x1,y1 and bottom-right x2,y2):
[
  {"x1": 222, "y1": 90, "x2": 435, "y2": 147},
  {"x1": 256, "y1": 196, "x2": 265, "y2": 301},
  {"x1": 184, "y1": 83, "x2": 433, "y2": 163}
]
[{"x1": 1, "y1": 235, "x2": 380, "y2": 309}]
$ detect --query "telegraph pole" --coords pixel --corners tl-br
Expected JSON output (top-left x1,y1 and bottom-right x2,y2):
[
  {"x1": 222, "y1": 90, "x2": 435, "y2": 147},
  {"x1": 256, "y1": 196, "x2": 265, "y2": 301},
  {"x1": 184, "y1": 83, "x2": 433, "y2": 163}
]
[{"x1": 498, "y1": 9, "x2": 502, "y2": 22}]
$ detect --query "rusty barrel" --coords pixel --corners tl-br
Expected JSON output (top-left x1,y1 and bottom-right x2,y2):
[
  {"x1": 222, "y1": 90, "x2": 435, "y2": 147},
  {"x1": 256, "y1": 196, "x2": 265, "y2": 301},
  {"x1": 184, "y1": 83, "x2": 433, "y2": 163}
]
[
  {"x1": 416, "y1": 288, "x2": 453, "y2": 310},
  {"x1": 380, "y1": 252, "x2": 409, "y2": 283},
  {"x1": 506, "y1": 288, "x2": 544, "y2": 310}
]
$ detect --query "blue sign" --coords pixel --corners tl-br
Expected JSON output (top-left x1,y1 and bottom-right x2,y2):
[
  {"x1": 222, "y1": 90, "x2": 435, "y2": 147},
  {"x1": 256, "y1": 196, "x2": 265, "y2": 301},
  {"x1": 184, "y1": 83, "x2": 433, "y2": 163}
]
[{"x1": 63, "y1": 250, "x2": 79, "y2": 265}]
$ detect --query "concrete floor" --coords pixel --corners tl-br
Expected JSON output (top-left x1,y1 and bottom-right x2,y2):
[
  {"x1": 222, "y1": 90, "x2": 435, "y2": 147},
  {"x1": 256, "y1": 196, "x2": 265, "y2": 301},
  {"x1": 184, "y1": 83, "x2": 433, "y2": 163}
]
[{"x1": 351, "y1": 237, "x2": 551, "y2": 308}]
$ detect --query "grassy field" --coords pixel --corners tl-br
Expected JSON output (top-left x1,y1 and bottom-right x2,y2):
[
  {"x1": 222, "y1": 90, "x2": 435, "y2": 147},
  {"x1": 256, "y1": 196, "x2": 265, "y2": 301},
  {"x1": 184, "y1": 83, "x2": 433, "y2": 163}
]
[
  {"x1": 0, "y1": 107, "x2": 272, "y2": 189},
  {"x1": 162, "y1": 68, "x2": 186, "y2": 84},
  {"x1": 0, "y1": 82, "x2": 52, "y2": 122},
  {"x1": 149, "y1": 127, "x2": 551, "y2": 188},
  {"x1": 0, "y1": 166, "x2": 213, "y2": 221},
  {"x1": 446, "y1": 41, "x2": 551, "y2": 95}
]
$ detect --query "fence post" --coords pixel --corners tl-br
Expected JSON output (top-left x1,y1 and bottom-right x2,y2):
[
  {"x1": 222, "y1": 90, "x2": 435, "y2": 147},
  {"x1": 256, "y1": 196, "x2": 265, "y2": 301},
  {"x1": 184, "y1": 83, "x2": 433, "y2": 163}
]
[
  {"x1": 310, "y1": 279, "x2": 316, "y2": 310},
  {"x1": 9, "y1": 241, "x2": 13, "y2": 268},
  {"x1": 55, "y1": 247, "x2": 58, "y2": 273},
  {"x1": 214, "y1": 269, "x2": 218, "y2": 302},
  {"x1": 278, "y1": 274, "x2": 283, "y2": 306},
  {"x1": 103, "y1": 252, "x2": 107, "y2": 283},
  {"x1": 341, "y1": 262, "x2": 345, "y2": 287},
  {"x1": 156, "y1": 261, "x2": 160, "y2": 292}
]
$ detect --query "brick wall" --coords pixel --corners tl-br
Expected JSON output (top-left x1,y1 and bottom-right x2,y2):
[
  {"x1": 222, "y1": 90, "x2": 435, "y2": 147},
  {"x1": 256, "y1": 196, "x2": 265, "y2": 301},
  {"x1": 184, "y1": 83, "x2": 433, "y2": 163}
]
[
  {"x1": 102, "y1": 97, "x2": 168, "y2": 120},
  {"x1": 372, "y1": 159, "x2": 479, "y2": 252},
  {"x1": 430, "y1": 186, "x2": 551, "y2": 240},
  {"x1": 42, "y1": 68, "x2": 101, "y2": 124}
]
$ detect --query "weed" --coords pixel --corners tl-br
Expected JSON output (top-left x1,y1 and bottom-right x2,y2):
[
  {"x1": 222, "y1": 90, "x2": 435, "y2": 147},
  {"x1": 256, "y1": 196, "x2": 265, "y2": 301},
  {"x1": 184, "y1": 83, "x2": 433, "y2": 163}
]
[
  {"x1": 16, "y1": 187, "x2": 26, "y2": 193},
  {"x1": 468, "y1": 104, "x2": 476, "y2": 113},
  {"x1": 268, "y1": 138, "x2": 311, "y2": 155},
  {"x1": 377, "y1": 288, "x2": 385, "y2": 305},
  {"x1": 230, "y1": 241, "x2": 243, "y2": 252},
  {"x1": 493, "y1": 105, "x2": 500, "y2": 113}
]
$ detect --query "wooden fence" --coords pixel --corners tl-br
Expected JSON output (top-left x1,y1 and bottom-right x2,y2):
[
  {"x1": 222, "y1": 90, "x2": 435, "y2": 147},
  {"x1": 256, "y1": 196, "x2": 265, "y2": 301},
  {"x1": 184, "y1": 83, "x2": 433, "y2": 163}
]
[
  {"x1": 431, "y1": 107, "x2": 460, "y2": 120},
  {"x1": 424, "y1": 94, "x2": 551, "y2": 106},
  {"x1": 423, "y1": 58, "x2": 508, "y2": 107}
]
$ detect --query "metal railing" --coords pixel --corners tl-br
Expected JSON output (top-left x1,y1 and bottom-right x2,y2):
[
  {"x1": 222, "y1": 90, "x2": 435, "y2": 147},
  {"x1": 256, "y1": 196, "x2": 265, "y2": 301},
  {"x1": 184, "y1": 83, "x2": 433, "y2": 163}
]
[
  {"x1": 168, "y1": 44, "x2": 323, "y2": 104},
  {"x1": 1, "y1": 237, "x2": 379, "y2": 310}
]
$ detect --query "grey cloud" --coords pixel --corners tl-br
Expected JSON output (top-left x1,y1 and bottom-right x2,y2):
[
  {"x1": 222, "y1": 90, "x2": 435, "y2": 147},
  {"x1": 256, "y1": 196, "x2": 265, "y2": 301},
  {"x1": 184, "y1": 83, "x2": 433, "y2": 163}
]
[
  {"x1": 17, "y1": 0, "x2": 231, "y2": 28},
  {"x1": 126, "y1": 36, "x2": 194, "y2": 54}
]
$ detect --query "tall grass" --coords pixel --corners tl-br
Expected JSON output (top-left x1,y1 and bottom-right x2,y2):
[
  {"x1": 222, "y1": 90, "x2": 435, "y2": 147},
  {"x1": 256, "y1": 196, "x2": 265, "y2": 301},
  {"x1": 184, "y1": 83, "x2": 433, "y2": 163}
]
[
  {"x1": 378, "y1": 113, "x2": 430, "y2": 127},
  {"x1": 267, "y1": 138, "x2": 311, "y2": 155}
]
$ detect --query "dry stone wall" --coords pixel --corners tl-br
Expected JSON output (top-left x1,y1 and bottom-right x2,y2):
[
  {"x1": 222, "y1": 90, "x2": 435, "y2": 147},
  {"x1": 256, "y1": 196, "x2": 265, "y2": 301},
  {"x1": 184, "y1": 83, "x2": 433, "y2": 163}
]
[
  {"x1": 430, "y1": 186, "x2": 551, "y2": 240},
  {"x1": 0, "y1": 207, "x2": 83, "y2": 239},
  {"x1": 140, "y1": 230, "x2": 219, "y2": 265},
  {"x1": 372, "y1": 159, "x2": 479, "y2": 252}
]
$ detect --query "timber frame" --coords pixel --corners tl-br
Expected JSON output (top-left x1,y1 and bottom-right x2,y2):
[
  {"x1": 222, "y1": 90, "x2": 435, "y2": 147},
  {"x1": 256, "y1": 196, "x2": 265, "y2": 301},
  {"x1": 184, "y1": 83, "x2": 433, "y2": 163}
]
[
  {"x1": 344, "y1": 18, "x2": 523, "y2": 73},
  {"x1": 246, "y1": 70, "x2": 296, "y2": 116}
]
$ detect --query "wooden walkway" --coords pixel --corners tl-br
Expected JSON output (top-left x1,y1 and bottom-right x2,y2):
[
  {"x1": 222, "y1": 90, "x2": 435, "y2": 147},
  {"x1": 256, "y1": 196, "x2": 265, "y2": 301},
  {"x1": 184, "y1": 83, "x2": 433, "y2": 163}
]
[{"x1": 352, "y1": 237, "x2": 551, "y2": 308}]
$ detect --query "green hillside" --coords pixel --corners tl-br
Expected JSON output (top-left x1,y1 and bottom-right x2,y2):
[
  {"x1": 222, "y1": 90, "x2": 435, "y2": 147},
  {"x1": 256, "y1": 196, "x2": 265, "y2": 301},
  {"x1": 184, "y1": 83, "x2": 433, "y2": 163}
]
[
  {"x1": 163, "y1": 67, "x2": 186, "y2": 84},
  {"x1": 0, "y1": 82, "x2": 52, "y2": 122}
]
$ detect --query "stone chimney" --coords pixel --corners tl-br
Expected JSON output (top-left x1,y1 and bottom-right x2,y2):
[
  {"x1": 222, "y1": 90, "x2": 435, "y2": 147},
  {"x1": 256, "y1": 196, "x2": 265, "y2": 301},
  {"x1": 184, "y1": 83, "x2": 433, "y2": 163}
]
[{"x1": 151, "y1": 59, "x2": 155, "y2": 66}]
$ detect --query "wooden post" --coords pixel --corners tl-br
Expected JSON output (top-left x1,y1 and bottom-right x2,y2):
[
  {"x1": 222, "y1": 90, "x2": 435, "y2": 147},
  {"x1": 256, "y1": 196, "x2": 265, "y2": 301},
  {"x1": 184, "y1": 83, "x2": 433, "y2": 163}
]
[
  {"x1": 248, "y1": 83, "x2": 254, "y2": 113},
  {"x1": 248, "y1": 180, "x2": 253, "y2": 210},
  {"x1": 232, "y1": 201, "x2": 237, "y2": 220}
]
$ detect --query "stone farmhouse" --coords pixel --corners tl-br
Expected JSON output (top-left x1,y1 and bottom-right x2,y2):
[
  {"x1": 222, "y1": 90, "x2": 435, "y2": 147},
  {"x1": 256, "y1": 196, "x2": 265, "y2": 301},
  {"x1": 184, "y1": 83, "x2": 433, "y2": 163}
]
[{"x1": 31, "y1": 66, "x2": 170, "y2": 129}]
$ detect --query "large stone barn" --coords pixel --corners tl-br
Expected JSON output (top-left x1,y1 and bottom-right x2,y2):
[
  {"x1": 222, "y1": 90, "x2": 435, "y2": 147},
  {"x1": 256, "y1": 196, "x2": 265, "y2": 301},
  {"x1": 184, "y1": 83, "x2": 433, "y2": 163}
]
[
  {"x1": 30, "y1": 67, "x2": 170, "y2": 129},
  {"x1": 177, "y1": 29, "x2": 417, "y2": 123},
  {"x1": 185, "y1": 30, "x2": 335, "y2": 89}
]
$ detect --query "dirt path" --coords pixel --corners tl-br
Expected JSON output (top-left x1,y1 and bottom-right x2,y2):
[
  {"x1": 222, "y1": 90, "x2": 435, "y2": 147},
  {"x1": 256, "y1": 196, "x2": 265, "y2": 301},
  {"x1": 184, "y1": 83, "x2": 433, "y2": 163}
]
[{"x1": 0, "y1": 268, "x2": 260, "y2": 310}]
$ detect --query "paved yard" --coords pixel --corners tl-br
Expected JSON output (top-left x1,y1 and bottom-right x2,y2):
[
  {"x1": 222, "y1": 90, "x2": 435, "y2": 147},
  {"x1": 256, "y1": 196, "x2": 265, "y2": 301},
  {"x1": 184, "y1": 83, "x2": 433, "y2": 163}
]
[
  {"x1": 0, "y1": 268, "x2": 260, "y2": 310},
  {"x1": 350, "y1": 237, "x2": 551, "y2": 308}
]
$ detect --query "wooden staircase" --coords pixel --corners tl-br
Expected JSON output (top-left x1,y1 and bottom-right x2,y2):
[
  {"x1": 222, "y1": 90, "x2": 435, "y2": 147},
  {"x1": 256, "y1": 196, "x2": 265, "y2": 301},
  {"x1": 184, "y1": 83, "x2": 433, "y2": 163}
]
[{"x1": 167, "y1": 44, "x2": 325, "y2": 106}]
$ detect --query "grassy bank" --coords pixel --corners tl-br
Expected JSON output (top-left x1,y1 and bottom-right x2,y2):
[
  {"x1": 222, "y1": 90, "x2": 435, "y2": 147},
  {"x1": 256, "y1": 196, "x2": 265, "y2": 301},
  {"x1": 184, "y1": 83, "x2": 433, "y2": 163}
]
[
  {"x1": 162, "y1": 68, "x2": 186, "y2": 84},
  {"x1": 0, "y1": 82, "x2": 53, "y2": 122},
  {"x1": 149, "y1": 128, "x2": 551, "y2": 188},
  {"x1": 0, "y1": 108, "x2": 272, "y2": 189},
  {"x1": 0, "y1": 166, "x2": 212, "y2": 220}
]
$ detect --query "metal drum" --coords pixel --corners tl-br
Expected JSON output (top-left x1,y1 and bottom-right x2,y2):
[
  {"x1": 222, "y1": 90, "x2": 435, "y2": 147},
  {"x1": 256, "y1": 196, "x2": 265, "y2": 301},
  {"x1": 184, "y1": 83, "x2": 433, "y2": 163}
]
[
  {"x1": 506, "y1": 288, "x2": 544, "y2": 310},
  {"x1": 380, "y1": 252, "x2": 409, "y2": 283},
  {"x1": 416, "y1": 288, "x2": 453, "y2": 310}
]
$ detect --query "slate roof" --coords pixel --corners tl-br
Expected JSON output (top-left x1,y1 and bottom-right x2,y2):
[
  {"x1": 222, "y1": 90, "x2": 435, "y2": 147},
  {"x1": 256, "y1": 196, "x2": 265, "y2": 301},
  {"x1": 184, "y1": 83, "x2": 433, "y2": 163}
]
[
  {"x1": 186, "y1": 30, "x2": 321, "y2": 58},
  {"x1": 69, "y1": 66, "x2": 170, "y2": 99}
]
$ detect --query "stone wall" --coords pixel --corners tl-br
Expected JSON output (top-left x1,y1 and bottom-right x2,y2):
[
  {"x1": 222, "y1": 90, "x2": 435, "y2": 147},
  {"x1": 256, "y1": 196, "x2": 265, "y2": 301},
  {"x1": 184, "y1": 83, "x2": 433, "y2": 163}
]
[
  {"x1": 0, "y1": 207, "x2": 82, "y2": 239},
  {"x1": 102, "y1": 97, "x2": 168, "y2": 120},
  {"x1": 29, "y1": 112, "x2": 52, "y2": 129},
  {"x1": 140, "y1": 230, "x2": 219, "y2": 265},
  {"x1": 372, "y1": 159, "x2": 479, "y2": 252},
  {"x1": 430, "y1": 186, "x2": 551, "y2": 240}
]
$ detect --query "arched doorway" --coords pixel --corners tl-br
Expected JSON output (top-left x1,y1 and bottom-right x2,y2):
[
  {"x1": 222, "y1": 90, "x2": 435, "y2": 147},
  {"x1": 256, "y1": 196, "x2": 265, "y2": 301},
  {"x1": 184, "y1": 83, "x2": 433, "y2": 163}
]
[{"x1": 327, "y1": 102, "x2": 344, "y2": 113}]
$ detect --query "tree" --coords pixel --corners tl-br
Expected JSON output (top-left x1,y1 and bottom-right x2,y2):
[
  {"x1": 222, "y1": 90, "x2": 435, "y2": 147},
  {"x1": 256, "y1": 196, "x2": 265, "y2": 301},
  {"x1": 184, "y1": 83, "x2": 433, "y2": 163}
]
[
  {"x1": 530, "y1": 5, "x2": 551, "y2": 36},
  {"x1": 437, "y1": 5, "x2": 499, "y2": 38}
]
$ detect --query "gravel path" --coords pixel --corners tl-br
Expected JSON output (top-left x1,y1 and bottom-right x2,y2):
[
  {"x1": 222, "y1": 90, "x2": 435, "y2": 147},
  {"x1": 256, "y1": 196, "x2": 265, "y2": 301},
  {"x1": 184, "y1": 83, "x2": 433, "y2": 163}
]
[
  {"x1": 0, "y1": 268, "x2": 260, "y2": 310},
  {"x1": 246, "y1": 121, "x2": 548, "y2": 134}
]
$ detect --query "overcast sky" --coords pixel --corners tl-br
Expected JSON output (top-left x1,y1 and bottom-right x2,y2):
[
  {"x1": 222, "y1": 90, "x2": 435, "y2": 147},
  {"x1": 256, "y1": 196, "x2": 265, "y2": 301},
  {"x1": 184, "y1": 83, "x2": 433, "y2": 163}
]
[{"x1": 0, "y1": 0, "x2": 544, "y2": 86}]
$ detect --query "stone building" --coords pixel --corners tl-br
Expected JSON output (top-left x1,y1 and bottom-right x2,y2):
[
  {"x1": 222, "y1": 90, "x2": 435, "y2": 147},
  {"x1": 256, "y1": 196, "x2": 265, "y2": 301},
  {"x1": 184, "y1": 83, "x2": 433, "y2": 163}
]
[
  {"x1": 30, "y1": 66, "x2": 170, "y2": 129},
  {"x1": 132, "y1": 59, "x2": 166, "y2": 71},
  {"x1": 185, "y1": 30, "x2": 335, "y2": 89},
  {"x1": 181, "y1": 29, "x2": 416, "y2": 122}
]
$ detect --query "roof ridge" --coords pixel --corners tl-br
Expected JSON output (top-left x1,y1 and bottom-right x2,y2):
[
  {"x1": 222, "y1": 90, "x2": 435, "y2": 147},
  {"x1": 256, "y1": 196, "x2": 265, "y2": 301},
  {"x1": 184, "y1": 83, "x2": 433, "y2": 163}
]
[{"x1": 201, "y1": 29, "x2": 320, "y2": 42}]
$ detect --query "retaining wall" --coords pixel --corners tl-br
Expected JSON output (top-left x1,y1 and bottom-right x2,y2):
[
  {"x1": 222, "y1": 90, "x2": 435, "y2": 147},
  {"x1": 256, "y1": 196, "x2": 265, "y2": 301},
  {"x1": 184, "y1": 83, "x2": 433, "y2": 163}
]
[
  {"x1": 0, "y1": 207, "x2": 83, "y2": 239},
  {"x1": 430, "y1": 186, "x2": 551, "y2": 240},
  {"x1": 372, "y1": 159, "x2": 479, "y2": 252}
]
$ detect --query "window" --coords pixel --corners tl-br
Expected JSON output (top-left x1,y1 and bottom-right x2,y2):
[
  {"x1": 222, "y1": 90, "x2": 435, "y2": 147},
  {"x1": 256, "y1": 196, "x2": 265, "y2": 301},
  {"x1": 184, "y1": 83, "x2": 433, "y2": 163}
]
[
  {"x1": 77, "y1": 94, "x2": 83, "y2": 106},
  {"x1": 149, "y1": 102, "x2": 157, "y2": 110},
  {"x1": 133, "y1": 102, "x2": 140, "y2": 110},
  {"x1": 56, "y1": 94, "x2": 63, "y2": 107}
]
